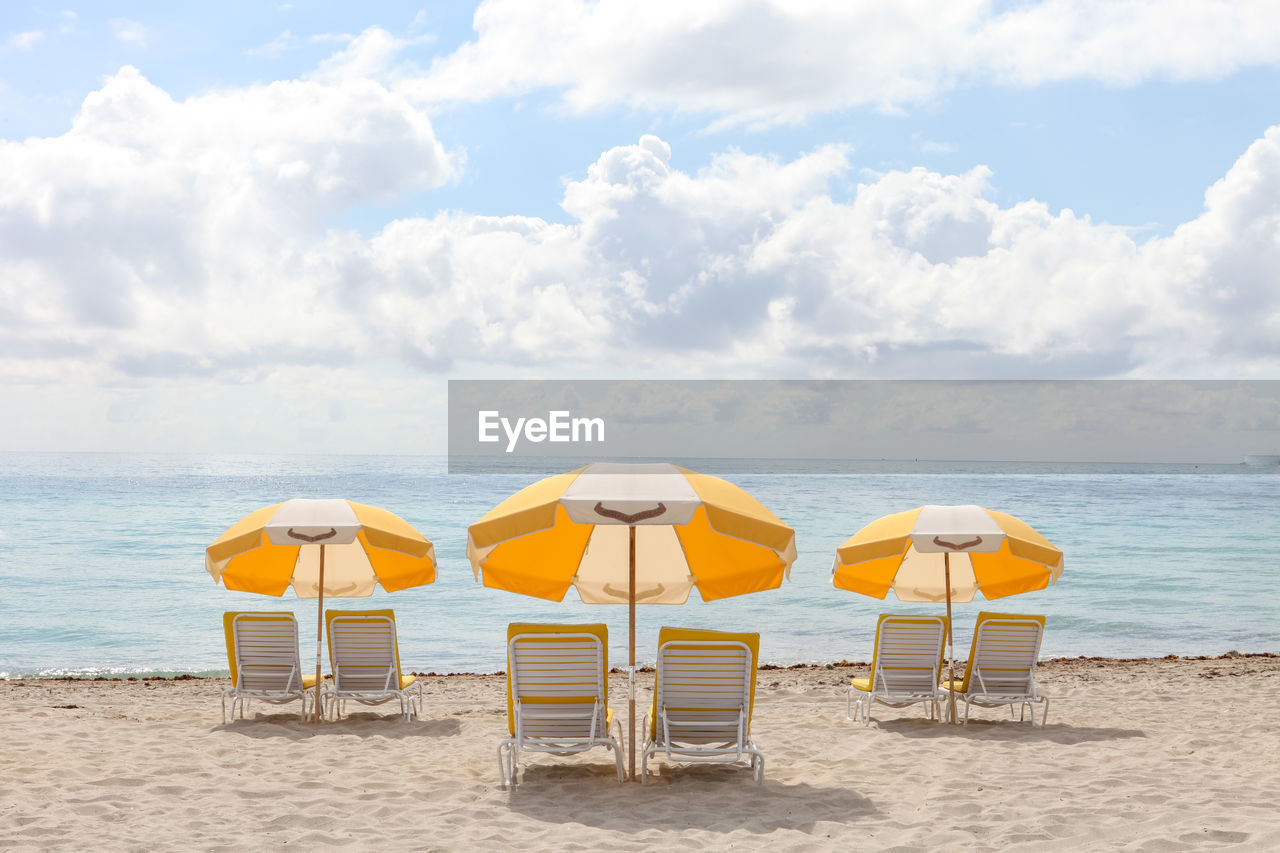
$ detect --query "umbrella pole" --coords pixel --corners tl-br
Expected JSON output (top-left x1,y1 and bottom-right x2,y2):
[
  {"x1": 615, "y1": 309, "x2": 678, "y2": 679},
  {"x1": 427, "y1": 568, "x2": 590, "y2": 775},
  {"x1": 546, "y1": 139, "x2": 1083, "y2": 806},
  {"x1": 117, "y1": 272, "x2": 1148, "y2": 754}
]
[
  {"x1": 628, "y1": 524, "x2": 636, "y2": 781},
  {"x1": 314, "y1": 544, "x2": 325, "y2": 723},
  {"x1": 945, "y1": 551, "x2": 956, "y2": 725}
]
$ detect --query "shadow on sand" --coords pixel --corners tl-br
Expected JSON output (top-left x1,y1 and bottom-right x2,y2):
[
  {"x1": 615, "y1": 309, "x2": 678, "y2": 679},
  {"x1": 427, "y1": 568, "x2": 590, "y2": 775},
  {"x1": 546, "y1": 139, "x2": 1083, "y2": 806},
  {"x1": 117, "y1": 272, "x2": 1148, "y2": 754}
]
[
  {"x1": 872, "y1": 717, "x2": 1145, "y2": 744},
  {"x1": 502, "y1": 763, "x2": 878, "y2": 834},
  {"x1": 214, "y1": 713, "x2": 462, "y2": 741}
]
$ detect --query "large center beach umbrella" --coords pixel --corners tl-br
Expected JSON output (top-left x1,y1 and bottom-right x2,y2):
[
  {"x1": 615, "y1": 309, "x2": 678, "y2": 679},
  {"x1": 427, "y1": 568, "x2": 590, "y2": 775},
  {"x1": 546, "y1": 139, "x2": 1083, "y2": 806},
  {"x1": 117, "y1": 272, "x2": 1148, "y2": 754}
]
[
  {"x1": 206, "y1": 498, "x2": 437, "y2": 720},
  {"x1": 467, "y1": 462, "x2": 796, "y2": 778},
  {"x1": 831, "y1": 504, "x2": 1063, "y2": 722}
]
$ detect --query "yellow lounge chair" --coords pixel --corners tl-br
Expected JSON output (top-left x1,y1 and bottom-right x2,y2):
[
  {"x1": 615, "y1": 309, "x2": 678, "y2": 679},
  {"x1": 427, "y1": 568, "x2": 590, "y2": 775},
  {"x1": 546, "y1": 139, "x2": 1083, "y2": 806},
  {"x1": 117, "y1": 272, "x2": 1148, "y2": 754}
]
[
  {"x1": 641, "y1": 627, "x2": 763, "y2": 784},
  {"x1": 324, "y1": 610, "x2": 421, "y2": 721},
  {"x1": 221, "y1": 611, "x2": 320, "y2": 723},
  {"x1": 499, "y1": 623, "x2": 624, "y2": 787},
  {"x1": 945, "y1": 612, "x2": 1049, "y2": 726},
  {"x1": 847, "y1": 614, "x2": 948, "y2": 725}
]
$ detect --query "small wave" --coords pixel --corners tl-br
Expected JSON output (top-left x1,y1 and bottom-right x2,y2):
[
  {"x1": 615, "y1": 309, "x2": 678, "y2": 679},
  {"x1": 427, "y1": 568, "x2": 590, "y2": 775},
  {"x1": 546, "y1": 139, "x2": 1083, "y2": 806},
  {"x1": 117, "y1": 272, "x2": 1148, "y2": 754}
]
[{"x1": 4, "y1": 665, "x2": 228, "y2": 680}]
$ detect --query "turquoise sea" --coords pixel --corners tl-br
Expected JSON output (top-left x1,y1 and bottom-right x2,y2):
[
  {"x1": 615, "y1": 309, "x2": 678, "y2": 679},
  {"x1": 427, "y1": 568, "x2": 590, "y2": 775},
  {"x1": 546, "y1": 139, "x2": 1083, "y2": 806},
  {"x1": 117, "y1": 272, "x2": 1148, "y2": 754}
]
[{"x1": 0, "y1": 453, "x2": 1277, "y2": 678}]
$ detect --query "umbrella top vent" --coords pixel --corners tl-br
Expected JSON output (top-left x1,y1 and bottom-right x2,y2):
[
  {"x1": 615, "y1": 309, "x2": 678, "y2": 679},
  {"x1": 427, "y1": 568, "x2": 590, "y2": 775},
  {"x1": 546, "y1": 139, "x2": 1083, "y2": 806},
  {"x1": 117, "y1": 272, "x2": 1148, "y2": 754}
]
[
  {"x1": 561, "y1": 462, "x2": 701, "y2": 526},
  {"x1": 908, "y1": 504, "x2": 1006, "y2": 554},
  {"x1": 265, "y1": 498, "x2": 363, "y2": 546}
]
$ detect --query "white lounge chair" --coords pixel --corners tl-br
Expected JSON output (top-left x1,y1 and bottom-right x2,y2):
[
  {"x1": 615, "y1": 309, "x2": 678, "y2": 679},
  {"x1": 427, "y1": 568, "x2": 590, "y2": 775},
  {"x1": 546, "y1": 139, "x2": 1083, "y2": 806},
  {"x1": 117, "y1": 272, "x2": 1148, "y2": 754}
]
[
  {"x1": 221, "y1": 611, "x2": 319, "y2": 723},
  {"x1": 498, "y1": 623, "x2": 624, "y2": 787},
  {"x1": 641, "y1": 627, "x2": 764, "y2": 784},
  {"x1": 324, "y1": 610, "x2": 421, "y2": 721},
  {"x1": 945, "y1": 612, "x2": 1049, "y2": 725},
  {"x1": 847, "y1": 614, "x2": 948, "y2": 725}
]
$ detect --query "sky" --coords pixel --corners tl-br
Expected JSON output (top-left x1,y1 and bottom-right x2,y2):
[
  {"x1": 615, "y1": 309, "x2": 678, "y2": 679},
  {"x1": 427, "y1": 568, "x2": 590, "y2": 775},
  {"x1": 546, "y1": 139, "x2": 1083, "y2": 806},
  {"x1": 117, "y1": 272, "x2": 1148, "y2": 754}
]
[{"x1": 2, "y1": 1, "x2": 1280, "y2": 454}]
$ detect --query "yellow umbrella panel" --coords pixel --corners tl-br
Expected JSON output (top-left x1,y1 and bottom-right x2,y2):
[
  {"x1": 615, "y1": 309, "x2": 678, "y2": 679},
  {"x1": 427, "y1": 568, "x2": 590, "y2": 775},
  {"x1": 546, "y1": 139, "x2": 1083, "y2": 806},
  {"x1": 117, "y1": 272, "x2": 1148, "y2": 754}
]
[
  {"x1": 467, "y1": 462, "x2": 796, "y2": 778},
  {"x1": 207, "y1": 498, "x2": 437, "y2": 720}
]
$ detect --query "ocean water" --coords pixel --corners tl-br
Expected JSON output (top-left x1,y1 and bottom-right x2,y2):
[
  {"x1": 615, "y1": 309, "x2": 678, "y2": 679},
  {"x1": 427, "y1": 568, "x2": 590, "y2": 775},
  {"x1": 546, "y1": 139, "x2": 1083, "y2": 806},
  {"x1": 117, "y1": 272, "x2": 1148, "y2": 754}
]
[{"x1": 0, "y1": 453, "x2": 1276, "y2": 678}]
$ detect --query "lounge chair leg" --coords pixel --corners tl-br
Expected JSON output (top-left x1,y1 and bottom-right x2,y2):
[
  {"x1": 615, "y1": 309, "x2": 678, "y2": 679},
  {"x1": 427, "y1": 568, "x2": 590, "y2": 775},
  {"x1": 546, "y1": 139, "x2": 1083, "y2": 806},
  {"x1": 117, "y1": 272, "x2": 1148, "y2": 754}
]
[
  {"x1": 498, "y1": 742, "x2": 515, "y2": 788},
  {"x1": 614, "y1": 719, "x2": 625, "y2": 784},
  {"x1": 1040, "y1": 696, "x2": 1049, "y2": 726}
]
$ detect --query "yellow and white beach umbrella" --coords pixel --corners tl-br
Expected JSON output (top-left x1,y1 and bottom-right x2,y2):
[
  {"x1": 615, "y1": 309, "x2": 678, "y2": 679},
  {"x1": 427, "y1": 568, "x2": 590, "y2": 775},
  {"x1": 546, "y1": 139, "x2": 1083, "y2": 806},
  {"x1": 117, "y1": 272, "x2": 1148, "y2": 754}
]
[
  {"x1": 206, "y1": 498, "x2": 437, "y2": 719},
  {"x1": 832, "y1": 504, "x2": 1063, "y2": 722},
  {"x1": 467, "y1": 462, "x2": 796, "y2": 777}
]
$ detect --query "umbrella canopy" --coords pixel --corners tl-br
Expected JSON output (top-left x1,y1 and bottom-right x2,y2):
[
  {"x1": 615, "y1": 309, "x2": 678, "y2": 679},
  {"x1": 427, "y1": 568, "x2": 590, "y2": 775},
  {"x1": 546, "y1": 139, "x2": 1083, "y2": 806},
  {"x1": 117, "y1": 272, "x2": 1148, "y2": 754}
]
[
  {"x1": 832, "y1": 504, "x2": 1063, "y2": 602},
  {"x1": 207, "y1": 498, "x2": 436, "y2": 596},
  {"x1": 831, "y1": 504, "x2": 1062, "y2": 724},
  {"x1": 467, "y1": 462, "x2": 796, "y2": 603},
  {"x1": 207, "y1": 498, "x2": 437, "y2": 720},
  {"x1": 467, "y1": 461, "x2": 796, "y2": 777}
]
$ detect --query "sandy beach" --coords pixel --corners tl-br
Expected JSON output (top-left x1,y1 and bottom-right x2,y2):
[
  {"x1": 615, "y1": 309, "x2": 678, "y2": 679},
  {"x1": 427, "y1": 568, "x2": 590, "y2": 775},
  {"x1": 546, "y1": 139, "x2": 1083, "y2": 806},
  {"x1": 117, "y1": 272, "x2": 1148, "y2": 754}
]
[{"x1": 3, "y1": 654, "x2": 1278, "y2": 851}]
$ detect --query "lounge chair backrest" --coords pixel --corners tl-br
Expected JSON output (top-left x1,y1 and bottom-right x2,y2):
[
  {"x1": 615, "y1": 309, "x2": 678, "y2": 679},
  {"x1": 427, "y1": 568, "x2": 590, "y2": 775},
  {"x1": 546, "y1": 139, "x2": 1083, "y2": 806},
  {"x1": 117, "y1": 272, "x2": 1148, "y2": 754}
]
[
  {"x1": 870, "y1": 615, "x2": 948, "y2": 694},
  {"x1": 327, "y1": 611, "x2": 402, "y2": 693},
  {"x1": 224, "y1": 612, "x2": 303, "y2": 692},
  {"x1": 650, "y1": 627, "x2": 760, "y2": 741},
  {"x1": 506, "y1": 623, "x2": 609, "y2": 738},
  {"x1": 957, "y1": 612, "x2": 1046, "y2": 694}
]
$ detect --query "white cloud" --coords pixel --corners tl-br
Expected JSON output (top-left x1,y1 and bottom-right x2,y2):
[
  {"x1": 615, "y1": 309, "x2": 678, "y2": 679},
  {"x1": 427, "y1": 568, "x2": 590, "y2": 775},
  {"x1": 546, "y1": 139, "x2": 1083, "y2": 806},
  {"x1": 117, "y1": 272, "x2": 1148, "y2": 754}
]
[
  {"x1": 8, "y1": 31, "x2": 44, "y2": 51},
  {"x1": 110, "y1": 19, "x2": 147, "y2": 46},
  {"x1": 310, "y1": 27, "x2": 416, "y2": 84},
  {"x1": 305, "y1": 27, "x2": 435, "y2": 88},
  {"x1": 404, "y1": 0, "x2": 1280, "y2": 127},
  {"x1": 0, "y1": 67, "x2": 456, "y2": 386},
  {"x1": 246, "y1": 29, "x2": 296, "y2": 59},
  {"x1": 335, "y1": 129, "x2": 1280, "y2": 379},
  {"x1": 5, "y1": 64, "x2": 1280, "y2": 449},
  {"x1": 58, "y1": 11, "x2": 77, "y2": 35},
  {"x1": 1140, "y1": 126, "x2": 1280, "y2": 373}
]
